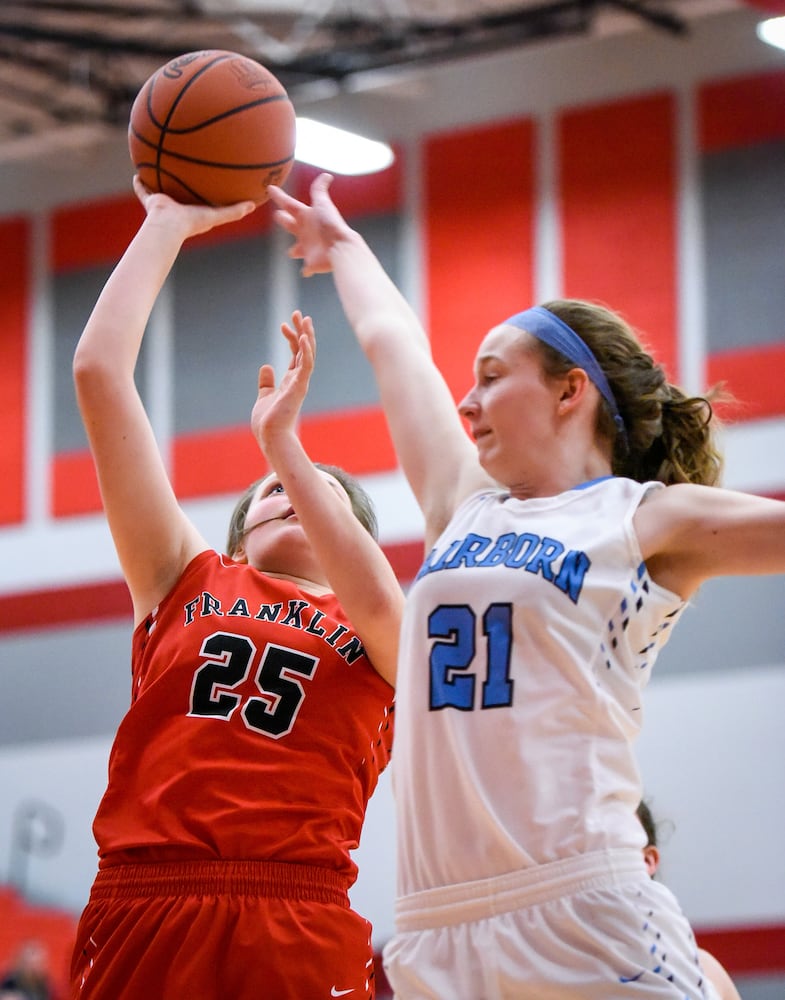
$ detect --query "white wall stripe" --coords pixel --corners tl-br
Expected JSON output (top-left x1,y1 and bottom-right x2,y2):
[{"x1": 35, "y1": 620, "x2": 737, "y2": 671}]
[
  {"x1": 145, "y1": 280, "x2": 174, "y2": 475},
  {"x1": 269, "y1": 223, "x2": 298, "y2": 375},
  {"x1": 25, "y1": 212, "x2": 52, "y2": 527},
  {"x1": 534, "y1": 110, "x2": 561, "y2": 304},
  {"x1": 675, "y1": 82, "x2": 708, "y2": 395}
]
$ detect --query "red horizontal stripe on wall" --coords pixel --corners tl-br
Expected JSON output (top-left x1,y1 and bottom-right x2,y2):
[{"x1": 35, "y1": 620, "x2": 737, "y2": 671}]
[
  {"x1": 0, "y1": 538, "x2": 422, "y2": 633},
  {"x1": 298, "y1": 408, "x2": 397, "y2": 476},
  {"x1": 52, "y1": 191, "x2": 274, "y2": 270},
  {"x1": 53, "y1": 410, "x2": 398, "y2": 511},
  {"x1": 386, "y1": 538, "x2": 426, "y2": 584},
  {"x1": 707, "y1": 342, "x2": 785, "y2": 421},
  {"x1": 172, "y1": 408, "x2": 397, "y2": 500},
  {"x1": 699, "y1": 70, "x2": 785, "y2": 152},
  {"x1": 560, "y1": 93, "x2": 679, "y2": 380},
  {"x1": 695, "y1": 922, "x2": 785, "y2": 975},
  {"x1": 52, "y1": 450, "x2": 102, "y2": 517},
  {"x1": 0, "y1": 579, "x2": 132, "y2": 632},
  {"x1": 0, "y1": 217, "x2": 29, "y2": 525},
  {"x1": 52, "y1": 195, "x2": 144, "y2": 272},
  {"x1": 173, "y1": 425, "x2": 269, "y2": 499},
  {"x1": 425, "y1": 119, "x2": 535, "y2": 400}
]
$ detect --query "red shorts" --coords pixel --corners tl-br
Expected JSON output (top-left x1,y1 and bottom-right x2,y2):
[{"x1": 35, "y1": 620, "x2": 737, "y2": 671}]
[{"x1": 71, "y1": 859, "x2": 376, "y2": 1000}]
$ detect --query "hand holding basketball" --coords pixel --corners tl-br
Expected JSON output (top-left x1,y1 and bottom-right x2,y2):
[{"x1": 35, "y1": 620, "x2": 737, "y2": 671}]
[
  {"x1": 131, "y1": 175, "x2": 257, "y2": 244},
  {"x1": 129, "y1": 50, "x2": 296, "y2": 206}
]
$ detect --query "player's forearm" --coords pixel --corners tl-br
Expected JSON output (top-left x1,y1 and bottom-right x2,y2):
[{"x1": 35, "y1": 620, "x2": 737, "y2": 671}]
[
  {"x1": 328, "y1": 229, "x2": 431, "y2": 363},
  {"x1": 263, "y1": 429, "x2": 401, "y2": 617},
  {"x1": 74, "y1": 217, "x2": 185, "y2": 380}
]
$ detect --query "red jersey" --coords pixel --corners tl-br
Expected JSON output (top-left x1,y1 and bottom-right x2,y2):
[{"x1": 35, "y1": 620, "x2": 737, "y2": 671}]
[{"x1": 92, "y1": 549, "x2": 394, "y2": 883}]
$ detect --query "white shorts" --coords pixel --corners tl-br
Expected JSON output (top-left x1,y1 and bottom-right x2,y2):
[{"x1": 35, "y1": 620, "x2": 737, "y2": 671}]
[{"x1": 382, "y1": 850, "x2": 720, "y2": 1000}]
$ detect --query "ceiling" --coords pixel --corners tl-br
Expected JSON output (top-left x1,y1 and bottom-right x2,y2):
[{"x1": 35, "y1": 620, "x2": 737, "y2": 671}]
[{"x1": 0, "y1": 0, "x2": 763, "y2": 161}]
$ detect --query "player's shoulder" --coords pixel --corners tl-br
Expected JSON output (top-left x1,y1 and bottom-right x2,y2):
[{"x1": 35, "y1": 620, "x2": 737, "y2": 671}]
[{"x1": 696, "y1": 948, "x2": 742, "y2": 1000}]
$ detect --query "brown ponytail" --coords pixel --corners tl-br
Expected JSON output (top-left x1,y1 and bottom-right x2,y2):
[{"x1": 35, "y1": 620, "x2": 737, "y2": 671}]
[{"x1": 539, "y1": 299, "x2": 724, "y2": 487}]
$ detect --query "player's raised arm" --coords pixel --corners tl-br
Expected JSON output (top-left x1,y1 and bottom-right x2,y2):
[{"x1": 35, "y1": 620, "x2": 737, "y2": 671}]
[
  {"x1": 251, "y1": 311, "x2": 403, "y2": 686},
  {"x1": 73, "y1": 178, "x2": 256, "y2": 622},
  {"x1": 268, "y1": 175, "x2": 492, "y2": 546}
]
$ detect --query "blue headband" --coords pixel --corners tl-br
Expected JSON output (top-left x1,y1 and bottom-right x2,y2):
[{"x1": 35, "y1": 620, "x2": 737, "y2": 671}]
[{"x1": 502, "y1": 306, "x2": 627, "y2": 442}]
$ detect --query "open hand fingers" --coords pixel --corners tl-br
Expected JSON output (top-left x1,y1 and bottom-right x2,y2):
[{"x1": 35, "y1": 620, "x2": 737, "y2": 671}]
[
  {"x1": 268, "y1": 173, "x2": 332, "y2": 211},
  {"x1": 295, "y1": 330, "x2": 315, "y2": 374},
  {"x1": 280, "y1": 317, "x2": 315, "y2": 379},
  {"x1": 287, "y1": 311, "x2": 316, "y2": 359},
  {"x1": 298, "y1": 314, "x2": 316, "y2": 359},
  {"x1": 310, "y1": 172, "x2": 334, "y2": 202},
  {"x1": 267, "y1": 184, "x2": 301, "y2": 210},
  {"x1": 271, "y1": 208, "x2": 298, "y2": 234},
  {"x1": 257, "y1": 364, "x2": 276, "y2": 392},
  {"x1": 280, "y1": 320, "x2": 300, "y2": 364}
]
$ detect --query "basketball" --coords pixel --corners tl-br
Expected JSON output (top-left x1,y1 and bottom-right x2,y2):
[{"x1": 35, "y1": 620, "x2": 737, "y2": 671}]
[{"x1": 128, "y1": 50, "x2": 296, "y2": 206}]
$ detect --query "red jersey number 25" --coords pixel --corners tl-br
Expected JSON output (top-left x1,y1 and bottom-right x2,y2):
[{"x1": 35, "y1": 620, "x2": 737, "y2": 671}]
[{"x1": 188, "y1": 631, "x2": 318, "y2": 739}]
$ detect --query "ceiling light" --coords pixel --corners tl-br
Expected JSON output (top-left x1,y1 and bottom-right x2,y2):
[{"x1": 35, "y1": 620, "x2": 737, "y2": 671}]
[
  {"x1": 294, "y1": 118, "x2": 394, "y2": 175},
  {"x1": 756, "y1": 15, "x2": 785, "y2": 50}
]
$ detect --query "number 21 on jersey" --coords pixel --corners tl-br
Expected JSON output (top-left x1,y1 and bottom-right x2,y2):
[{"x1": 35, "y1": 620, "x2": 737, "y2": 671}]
[{"x1": 428, "y1": 603, "x2": 514, "y2": 711}]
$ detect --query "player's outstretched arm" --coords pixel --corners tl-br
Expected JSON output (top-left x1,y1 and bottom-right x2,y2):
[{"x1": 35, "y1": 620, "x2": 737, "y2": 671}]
[
  {"x1": 635, "y1": 482, "x2": 785, "y2": 599},
  {"x1": 251, "y1": 311, "x2": 403, "y2": 686},
  {"x1": 73, "y1": 179, "x2": 257, "y2": 623},
  {"x1": 268, "y1": 175, "x2": 491, "y2": 546}
]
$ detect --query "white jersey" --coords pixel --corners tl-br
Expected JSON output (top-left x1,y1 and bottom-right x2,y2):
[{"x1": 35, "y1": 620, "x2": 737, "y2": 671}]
[{"x1": 394, "y1": 476, "x2": 685, "y2": 899}]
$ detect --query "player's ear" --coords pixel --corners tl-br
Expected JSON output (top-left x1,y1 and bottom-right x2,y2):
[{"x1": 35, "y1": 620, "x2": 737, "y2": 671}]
[
  {"x1": 557, "y1": 367, "x2": 590, "y2": 408},
  {"x1": 642, "y1": 844, "x2": 660, "y2": 877},
  {"x1": 232, "y1": 545, "x2": 248, "y2": 564}
]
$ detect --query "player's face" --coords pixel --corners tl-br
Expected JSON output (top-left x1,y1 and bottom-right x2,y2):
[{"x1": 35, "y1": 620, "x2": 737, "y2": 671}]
[
  {"x1": 239, "y1": 469, "x2": 352, "y2": 575},
  {"x1": 459, "y1": 326, "x2": 558, "y2": 487}
]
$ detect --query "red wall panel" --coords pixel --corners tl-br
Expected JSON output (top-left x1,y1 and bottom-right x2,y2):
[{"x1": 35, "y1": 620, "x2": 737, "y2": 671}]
[
  {"x1": 52, "y1": 195, "x2": 144, "y2": 272},
  {"x1": 425, "y1": 119, "x2": 536, "y2": 401},
  {"x1": 0, "y1": 217, "x2": 29, "y2": 524},
  {"x1": 52, "y1": 450, "x2": 102, "y2": 517},
  {"x1": 699, "y1": 70, "x2": 785, "y2": 421},
  {"x1": 708, "y1": 344, "x2": 785, "y2": 422},
  {"x1": 560, "y1": 93, "x2": 679, "y2": 380},
  {"x1": 699, "y1": 69, "x2": 785, "y2": 152}
]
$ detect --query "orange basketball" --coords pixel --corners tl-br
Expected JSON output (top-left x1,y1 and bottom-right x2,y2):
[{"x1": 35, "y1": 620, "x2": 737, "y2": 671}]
[{"x1": 128, "y1": 50, "x2": 296, "y2": 206}]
